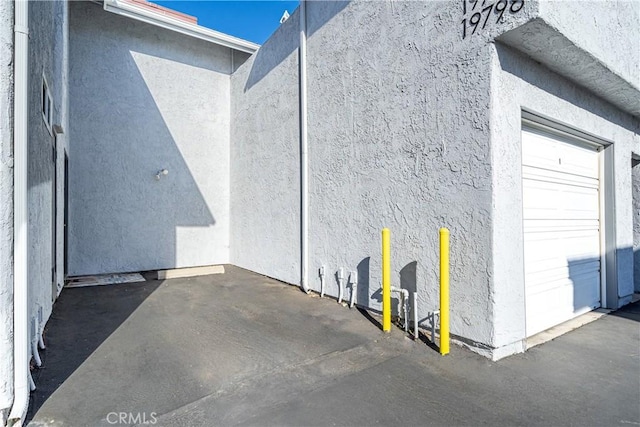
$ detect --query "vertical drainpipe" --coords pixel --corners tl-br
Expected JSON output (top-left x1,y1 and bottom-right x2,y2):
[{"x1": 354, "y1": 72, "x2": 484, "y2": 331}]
[
  {"x1": 8, "y1": 0, "x2": 29, "y2": 425},
  {"x1": 299, "y1": 1, "x2": 310, "y2": 293}
]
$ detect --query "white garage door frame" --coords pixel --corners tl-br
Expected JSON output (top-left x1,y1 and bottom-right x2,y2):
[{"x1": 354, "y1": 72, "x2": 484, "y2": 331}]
[{"x1": 520, "y1": 110, "x2": 618, "y2": 337}]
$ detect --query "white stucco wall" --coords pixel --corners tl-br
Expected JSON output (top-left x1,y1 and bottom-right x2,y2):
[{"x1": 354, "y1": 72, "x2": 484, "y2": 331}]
[
  {"x1": 231, "y1": 0, "x2": 638, "y2": 358},
  {"x1": 27, "y1": 0, "x2": 68, "y2": 369},
  {"x1": 56, "y1": 0, "x2": 69, "y2": 300},
  {"x1": 230, "y1": 12, "x2": 301, "y2": 285},
  {"x1": 0, "y1": 0, "x2": 67, "y2": 418},
  {"x1": 1, "y1": 0, "x2": 632, "y2": 382},
  {"x1": 490, "y1": 45, "x2": 640, "y2": 354},
  {"x1": 538, "y1": 0, "x2": 640, "y2": 90},
  {"x1": 69, "y1": 1, "x2": 234, "y2": 276},
  {"x1": 0, "y1": 0, "x2": 13, "y2": 420},
  {"x1": 231, "y1": 0, "x2": 538, "y2": 354},
  {"x1": 305, "y1": 1, "x2": 541, "y2": 352}
]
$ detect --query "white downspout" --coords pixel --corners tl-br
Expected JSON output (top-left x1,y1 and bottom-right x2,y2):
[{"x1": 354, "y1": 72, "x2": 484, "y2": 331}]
[
  {"x1": 8, "y1": 0, "x2": 30, "y2": 424},
  {"x1": 299, "y1": 0, "x2": 310, "y2": 294}
]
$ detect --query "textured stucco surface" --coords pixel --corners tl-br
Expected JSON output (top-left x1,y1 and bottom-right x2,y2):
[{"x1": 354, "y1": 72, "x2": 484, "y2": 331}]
[
  {"x1": 27, "y1": 0, "x2": 68, "y2": 378},
  {"x1": 634, "y1": 160, "x2": 640, "y2": 292},
  {"x1": 69, "y1": 1, "x2": 234, "y2": 276},
  {"x1": 0, "y1": 0, "x2": 13, "y2": 418},
  {"x1": 491, "y1": 44, "x2": 640, "y2": 349},
  {"x1": 538, "y1": 0, "x2": 640, "y2": 91},
  {"x1": 231, "y1": 0, "x2": 638, "y2": 358},
  {"x1": 1, "y1": 0, "x2": 634, "y2": 390},
  {"x1": 230, "y1": 11, "x2": 301, "y2": 285},
  {"x1": 304, "y1": 0, "x2": 538, "y2": 353},
  {"x1": 231, "y1": 0, "x2": 538, "y2": 354},
  {"x1": 55, "y1": 1, "x2": 69, "y2": 300},
  {"x1": 497, "y1": 18, "x2": 640, "y2": 118}
]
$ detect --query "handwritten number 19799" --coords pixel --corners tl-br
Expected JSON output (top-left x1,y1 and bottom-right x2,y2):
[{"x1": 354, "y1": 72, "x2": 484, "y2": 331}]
[{"x1": 462, "y1": 0, "x2": 524, "y2": 39}]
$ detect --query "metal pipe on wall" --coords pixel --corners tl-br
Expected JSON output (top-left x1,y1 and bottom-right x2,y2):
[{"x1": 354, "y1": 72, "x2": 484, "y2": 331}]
[
  {"x1": 349, "y1": 271, "x2": 358, "y2": 308},
  {"x1": 299, "y1": 0, "x2": 310, "y2": 294},
  {"x1": 337, "y1": 268, "x2": 345, "y2": 304},
  {"x1": 8, "y1": 0, "x2": 30, "y2": 424},
  {"x1": 391, "y1": 287, "x2": 409, "y2": 332}
]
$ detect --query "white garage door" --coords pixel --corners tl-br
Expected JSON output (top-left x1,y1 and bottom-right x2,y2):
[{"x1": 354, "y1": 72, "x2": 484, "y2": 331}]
[{"x1": 522, "y1": 127, "x2": 602, "y2": 337}]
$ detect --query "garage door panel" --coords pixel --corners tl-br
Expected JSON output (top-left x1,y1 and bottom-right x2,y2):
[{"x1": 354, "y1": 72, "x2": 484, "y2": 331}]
[
  {"x1": 526, "y1": 258, "x2": 600, "y2": 293},
  {"x1": 522, "y1": 182, "x2": 599, "y2": 220},
  {"x1": 526, "y1": 277, "x2": 600, "y2": 336},
  {"x1": 522, "y1": 127, "x2": 601, "y2": 337},
  {"x1": 524, "y1": 230, "x2": 600, "y2": 264},
  {"x1": 522, "y1": 131, "x2": 599, "y2": 179},
  {"x1": 526, "y1": 271, "x2": 599, "y2": 297},
  {"x1": 571, "y1": 275, "x2": 601, "y2": 310},
  {"x1": 523, "y1": 219, "x2": 599, "y2": 233},
  {"x1": 523, "y1": 209, "x2": 598, "y2": 222},
  {"x1": 522, "y1": 166, "x2": 599, "y2": 188}
]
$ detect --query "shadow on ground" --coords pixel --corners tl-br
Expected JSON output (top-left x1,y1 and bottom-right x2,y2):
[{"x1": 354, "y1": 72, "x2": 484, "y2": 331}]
[
  {"x1": 609, "y1": 299, "x2": 640, "y2": 323},
  {"x1": 28, "y1": 266, "x2": 404, "y2": 426},
  {"x1": 27, "y1": 267, "x2": 640, "y2": 427},
  {"x1": 28, "y1": 279, "x2": 162, "y2": 420}
]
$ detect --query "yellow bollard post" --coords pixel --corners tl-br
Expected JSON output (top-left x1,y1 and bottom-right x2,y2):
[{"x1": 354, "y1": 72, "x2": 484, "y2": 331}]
[
  {"x1": 440, "y1": 228, "x2": 450, "y2": 355},
  {"x1": 382, "y1": 228, "x2": 391, "y2": 332}
]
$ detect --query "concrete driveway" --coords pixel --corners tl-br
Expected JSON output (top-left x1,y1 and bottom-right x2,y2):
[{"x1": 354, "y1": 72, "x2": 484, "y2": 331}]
[{"x1": 28, "y1": 266, "x2": 640, "y2": 426}]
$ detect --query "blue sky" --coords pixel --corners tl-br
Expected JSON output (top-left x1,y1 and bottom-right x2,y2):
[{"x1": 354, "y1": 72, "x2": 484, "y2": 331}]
[{"x1": 155, "y1": 1, "x2": 300, "y2": 44}]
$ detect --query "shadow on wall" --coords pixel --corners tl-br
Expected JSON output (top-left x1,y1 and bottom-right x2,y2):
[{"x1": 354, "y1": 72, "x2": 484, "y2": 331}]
[
  {"x1": 495, "y1": 43, "x2": 640, "y2": 134},
  {"x1": 69, "y1": 1, "x2": 222, "y2": 275},
  {"x1": 244, "y1": 1, "x2": 349, "y2": 91},
  {"x1": 400, "y1": 261, "x2": 418, "y2": 297},
  {"x1": 567, "y1": 249, "x2": 633, "y2": 316},
  {"x1": 361, "y1": 259, "x2": 418, "y2": 328},
  {"x1": 567, "y1": 255, "x2": 605, "y2": 315},
  {"x1": 27, "y1": 280, "x2": 162, "y2": 421},
  {"x1": 356, "y1": 257, "x2": 370, "y2": 306},
  {"x1": 525, "y1": 253, "x2": 628, "y2": 336},
  {"x1": 356, "y1": 257, "x2": 384, "y2": 330}
]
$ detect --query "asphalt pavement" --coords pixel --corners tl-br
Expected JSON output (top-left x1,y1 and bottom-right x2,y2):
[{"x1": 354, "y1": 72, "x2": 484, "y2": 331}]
[{"x1": 27, "y1": 266, "x2": 640, "y2": 426}]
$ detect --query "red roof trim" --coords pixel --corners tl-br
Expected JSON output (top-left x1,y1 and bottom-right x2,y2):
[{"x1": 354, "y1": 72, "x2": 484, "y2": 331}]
[{"x1": 125, "y1": 0, "x2": 198, "y2": 25}]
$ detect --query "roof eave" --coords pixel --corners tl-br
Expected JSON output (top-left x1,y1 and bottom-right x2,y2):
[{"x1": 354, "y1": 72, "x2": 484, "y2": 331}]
[{"x1": 103, "y1": 0, "x2": 260, "y2": 54}]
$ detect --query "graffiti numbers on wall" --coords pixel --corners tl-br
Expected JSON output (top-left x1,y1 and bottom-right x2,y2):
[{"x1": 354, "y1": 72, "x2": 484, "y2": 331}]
[{"x1": 462, "y1": 0, "x2": 524, "y2": 39}]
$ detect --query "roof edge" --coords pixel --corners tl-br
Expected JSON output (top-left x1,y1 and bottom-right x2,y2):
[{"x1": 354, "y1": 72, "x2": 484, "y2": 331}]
[
  {"x1": 103, "y1": 0, "x2": 259, "y2": 54},
  {"x1": 497, "y1": 18, "x2": 640, "y2": 118}
]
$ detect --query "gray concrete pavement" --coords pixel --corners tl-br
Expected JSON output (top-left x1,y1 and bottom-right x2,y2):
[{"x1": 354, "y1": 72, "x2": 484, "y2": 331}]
[{"x1": 28, "y1": 266, "x2": 640, "y2": 426}]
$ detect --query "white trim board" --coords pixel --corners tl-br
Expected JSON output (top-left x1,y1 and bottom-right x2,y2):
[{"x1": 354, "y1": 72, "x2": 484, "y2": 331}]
[
  {"x1": 157, "y1": 265, "x2": 225, "y2": 280},
  {"x1": 103, "y1": 0, "x2": 259, "y2": 54}
]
